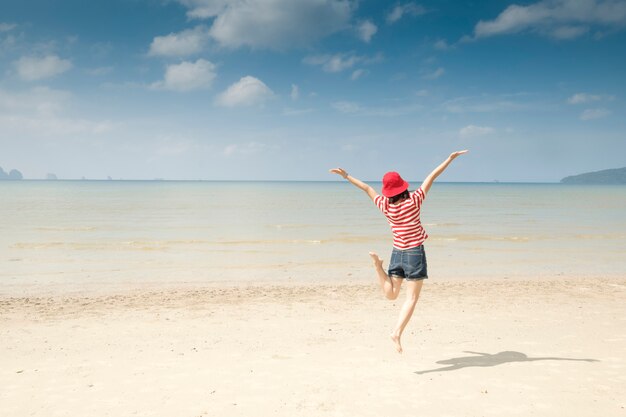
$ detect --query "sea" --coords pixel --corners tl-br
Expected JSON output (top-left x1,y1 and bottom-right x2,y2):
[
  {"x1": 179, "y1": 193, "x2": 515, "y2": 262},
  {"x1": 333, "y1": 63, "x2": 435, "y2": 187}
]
[{"x1": 1, "y1": 181, "x2": 625, "y2": 292}]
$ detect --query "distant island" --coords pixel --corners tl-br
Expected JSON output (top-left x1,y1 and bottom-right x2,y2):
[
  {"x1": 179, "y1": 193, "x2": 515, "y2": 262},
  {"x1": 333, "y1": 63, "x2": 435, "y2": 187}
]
[
  {"x1": 0, "y1": 166, "x2": 23, "y2": 180},
  {"x1": 561, "y1": 167, "x2": 626, "y2": 184}
]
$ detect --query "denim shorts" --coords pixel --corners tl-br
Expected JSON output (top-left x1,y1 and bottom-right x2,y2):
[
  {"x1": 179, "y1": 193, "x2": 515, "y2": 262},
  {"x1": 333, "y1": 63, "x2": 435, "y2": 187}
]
[{"x1": 388, "y1": 245, "x2": 428, "y2": 280}]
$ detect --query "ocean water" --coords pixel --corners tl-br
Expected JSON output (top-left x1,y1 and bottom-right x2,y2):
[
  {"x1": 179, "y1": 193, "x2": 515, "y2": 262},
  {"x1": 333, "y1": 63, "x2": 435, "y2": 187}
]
[{"x1": 1, "y1": 181, "x2": 625, "y2": 290}]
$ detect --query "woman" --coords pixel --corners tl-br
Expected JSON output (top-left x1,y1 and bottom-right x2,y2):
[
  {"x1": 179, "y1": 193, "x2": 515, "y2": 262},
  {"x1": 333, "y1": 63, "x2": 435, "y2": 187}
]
[{"x1": 330, "y1": 150, "x2": 467, "y2": 353}]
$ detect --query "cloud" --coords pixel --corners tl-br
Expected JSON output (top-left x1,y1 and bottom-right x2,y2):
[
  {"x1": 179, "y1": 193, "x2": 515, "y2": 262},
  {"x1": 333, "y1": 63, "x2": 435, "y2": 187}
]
[
  {"x1": 332, "y1": 101, "x2": 361, "y2": 113},
  {"x1": 0, "y1": 87, "x2": 113, "y2": 136},
  {"x1": 177, "y1": 0, "x2": 230, "y2": 19},
  {"x1": 433, "y1": 39, "x2": 452, "y2": 50},
  {"x1": 567, "y1": 92, "x2": 614, "y2": 104},
  {"x1": 551, "y1": 25, "x2": 589, "y2": 38},
  {"x1": 86, "y1": 66, "x2": 114, "y2": 76},
  {"x1": 14, "y1": 55, "x2": 73, "y2": 81},
  {"x1": 469, "y1": 0, "x2": 626, "y2": 40},
  {"x1": 304, "y1": 52, "x2": 382, "y2": 73},
  {"x1": 0, "y1": 87, "x2": 70, "y2": 116},
  {"x1": 304, "y1": 53, "x2": 360, "y2": 72},
  {"x1": 178, "y1": 0, "x2": 353, "y2": 49},
  {"x1": 0, "y1": 23, "x2": 17, "y2": 32},
  {"x1": 459, "y1": 125, "x2": 495, "y2": 138},
  {"x1": 290, "y1": 84, "x2": 299, "y2": 100},
  {"x1": 341, "y1": 144, "x2": 359, "y2": 152},
  {"x1": 351, "y1": 69, "x2": 367, "y2": 80},
  {"x1": 283, "y1": 107, "x2": 314, "y2": 116},
  {"x1": 151, "y1": 59, "x2": 217, "y2": 92},
  {"x1": 148, "y1": 26, "x2": 209, "y2": 57},
  {"x1": 580, "y1": 108, "x2": 611, "y2": 120},
  {"x1": 386, "y1": 3, "x2": 427, "y2": 24},
  {"x1": 331, "y1": 101, "x2": 422, "y2": 116},
  {"x1": 443, "y1": 93, "x2": 545, "y2": 113},
  {"x1": 215, "y1": 76, "x2": 274, "y2": 107},
  {"x1": 422, "y1": 67, "x2": 445, "y2": 80},
  {"x1": 357, "y1": 20, "x2": 377, "y2": 42}
]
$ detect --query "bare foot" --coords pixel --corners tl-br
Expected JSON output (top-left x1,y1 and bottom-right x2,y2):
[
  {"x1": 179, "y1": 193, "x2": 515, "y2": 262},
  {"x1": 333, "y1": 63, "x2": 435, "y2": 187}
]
[
  {"x1": 390, "y1": 333, "x2": 403, "y2": 354},
  {"x1": 368, "y1": 251, "x2": 383, "y2": 267},
  {"x1": 369, "y1": 252, "x2": 397, "y2": 299}
]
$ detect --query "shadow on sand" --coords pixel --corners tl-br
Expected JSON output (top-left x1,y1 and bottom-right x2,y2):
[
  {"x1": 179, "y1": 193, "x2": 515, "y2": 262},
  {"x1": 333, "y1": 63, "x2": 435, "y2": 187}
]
[{"x1": 415, "y1": 350, "x2": 599, "y2": 375}]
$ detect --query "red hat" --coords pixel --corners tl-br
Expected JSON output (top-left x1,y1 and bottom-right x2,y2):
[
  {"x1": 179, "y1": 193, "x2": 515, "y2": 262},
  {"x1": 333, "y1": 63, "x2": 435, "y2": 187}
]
[{"x1": 382, "y1": 171, "x2": 409, "y2": 197}]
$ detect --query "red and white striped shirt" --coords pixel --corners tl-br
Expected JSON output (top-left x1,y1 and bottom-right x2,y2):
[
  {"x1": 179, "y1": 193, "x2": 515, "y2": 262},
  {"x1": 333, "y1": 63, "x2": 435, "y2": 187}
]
[{"x1": 374, "y1": 187, "x2": 428, "y2": 250}]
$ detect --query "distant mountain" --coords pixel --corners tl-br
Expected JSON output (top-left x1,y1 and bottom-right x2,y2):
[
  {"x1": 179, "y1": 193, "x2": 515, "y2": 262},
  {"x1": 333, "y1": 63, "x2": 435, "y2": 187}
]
[
  {"x1": 0, "y1": 166, "x2": 23, "y2": 180},
  {"x1": 561, "y1": 167, "x2": 626, "y2": 184}
]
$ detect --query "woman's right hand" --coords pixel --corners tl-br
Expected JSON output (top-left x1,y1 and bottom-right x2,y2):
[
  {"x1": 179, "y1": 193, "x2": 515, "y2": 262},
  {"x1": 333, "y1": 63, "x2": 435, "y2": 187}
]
[
  {"x1": 449, "y1": 150, "x2": 468, "y2": 160},
  {"x1": 329, "y1": 168, "x2": 348, "y2": 179}
]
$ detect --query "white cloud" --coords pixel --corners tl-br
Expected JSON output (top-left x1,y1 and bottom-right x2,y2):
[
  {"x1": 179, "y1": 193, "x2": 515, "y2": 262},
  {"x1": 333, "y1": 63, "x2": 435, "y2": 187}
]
[
  {"x1": 341, "y1": 144, "x2": 359, "y2": 152},
  {"x1": 0, "y1": 23, "x2": 17, "y2": 32},
  {"x1": 433, "y1": 39, "x2": 451, "y2": 50},
  {"x1": 351, "y1": 69, "x2": 367, "y2": 80},
  {"x1": 304, "y1": 53, "x2": 360, "y2": 72},
  {"x1": 0, "y1": 34, "x2": 20, "y2": 53},
  {"x1": 14, "y1": 55, "x2": 73, "y2": 81},
  {"x1": 151, "y1": 59, "x2": 217, "y2": 92},
  {"x1": 567, "y1": 92, "x2": 614, "y2": 104},
  {"x1": 331, "y1": 101, "x2": 422, "y2": 116},
  {"x1": 215, "y1": 76, "x2": 274, "y2": 107},
  {"x1": 386, "y1": 3, "x2": 427, "y2": 24},
  {"x1": 290, "y1": 84, "x2": 299, "y2": 100},
  {"x1": 357, "y1": 20, "x2": 378, "y2": 42},
  {"x1": 422, "y1": 67, "x2": 445, "y2": 80},
  {"x1": 551, "y1": 25, "x2": 589, "y2": 38},
  {"x1": 86, "y1": 66, "x2": 114, "y2": 76},
  {"x1": 0, "y1": 87, "x2": 113, "y2": 136},
  {"x1": 459, "y1": 125, "x2": 495, "y2": 138},
  {"x1": 580, "y1": 108, "x2": 611, "y2": 120},
  {"x1": 0, "y1": 87, "x2": 70, "y2": 116},
  {"x1": 304, "y1": 52, "x2": 382, "y2": 73},
  {"x1": 177, "y1": 0, "x2": 230, "y2": 19},
  {"x1": 332, "y1": 101, "x2": 361, "y2": 113},
  {"x1": 443, "y1": 94, "x2": 544, "y2": 113},
  {"x1": 148, "y1": 26, "x2": 209, "y2": 57},
  {"x1": 178, "y1": 0, "x2": 353, "y2": 49},
  {"x1": 470, "y1": 0, "x2": 626, "y2": 40},
  {"x1": 283, "y1": 107, "x2": 314, "y2": 116}
]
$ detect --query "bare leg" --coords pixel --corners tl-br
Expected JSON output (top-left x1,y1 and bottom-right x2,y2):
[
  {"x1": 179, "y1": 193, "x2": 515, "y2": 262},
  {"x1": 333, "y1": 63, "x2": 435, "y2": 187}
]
[
  {"x1": 369, "y1": 252, "x2": 401, "y2": 300},
  {"x1": 390, "y1": 280, "x2": 423, "y2": 353}
]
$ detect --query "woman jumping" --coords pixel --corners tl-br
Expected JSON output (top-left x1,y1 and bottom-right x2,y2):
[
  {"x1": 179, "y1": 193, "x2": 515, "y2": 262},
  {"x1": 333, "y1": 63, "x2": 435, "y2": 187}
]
[{"x1": 330, "y1": 150, "x2": 467, "y2": 353}]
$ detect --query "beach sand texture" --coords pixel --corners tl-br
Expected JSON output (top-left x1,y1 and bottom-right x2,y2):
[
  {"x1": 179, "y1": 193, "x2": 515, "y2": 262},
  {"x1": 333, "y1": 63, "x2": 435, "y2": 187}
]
[{"x1": 2, "y1": 277, "x2": 625, "y2": 417}]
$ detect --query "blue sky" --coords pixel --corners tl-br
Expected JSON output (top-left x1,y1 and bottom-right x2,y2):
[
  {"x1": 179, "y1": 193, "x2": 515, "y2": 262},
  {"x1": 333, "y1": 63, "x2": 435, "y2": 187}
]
[{"x1": 1, "y1": 0, "x2": 625, "y2": 181}]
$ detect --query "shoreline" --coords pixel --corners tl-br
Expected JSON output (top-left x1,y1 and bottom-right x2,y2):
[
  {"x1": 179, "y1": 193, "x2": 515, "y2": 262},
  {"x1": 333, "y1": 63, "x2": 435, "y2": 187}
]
[{"x1": 3, "y1": 275, "x2": 625, "y2": 317}]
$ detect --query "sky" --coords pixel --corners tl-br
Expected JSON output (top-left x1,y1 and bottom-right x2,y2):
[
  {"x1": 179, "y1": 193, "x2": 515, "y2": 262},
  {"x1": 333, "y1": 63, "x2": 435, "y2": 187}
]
[{"x1": 0, "y1": 0, "x2": 625, "y2": 182}]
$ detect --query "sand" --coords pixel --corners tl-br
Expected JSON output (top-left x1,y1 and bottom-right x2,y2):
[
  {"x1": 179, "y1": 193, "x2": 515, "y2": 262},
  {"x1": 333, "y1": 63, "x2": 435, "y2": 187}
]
[{"x1": 1, "y1": 277, "x2": 625, "y2": 417}]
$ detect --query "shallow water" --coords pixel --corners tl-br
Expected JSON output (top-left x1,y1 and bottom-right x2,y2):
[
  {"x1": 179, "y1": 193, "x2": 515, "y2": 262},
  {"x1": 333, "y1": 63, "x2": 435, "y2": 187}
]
[{"x1": 1, "y1": 181, "x2": 625, "y2": 289}]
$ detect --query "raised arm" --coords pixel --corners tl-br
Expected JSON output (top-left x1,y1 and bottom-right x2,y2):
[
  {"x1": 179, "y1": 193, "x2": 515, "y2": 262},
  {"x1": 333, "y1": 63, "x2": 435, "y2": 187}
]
[
  {"x1": 421, "y1": 150, "x2": 468, "y2": 195},
  {"x1": 329, "y1": 168, "x2": 378, "y2": 201}
]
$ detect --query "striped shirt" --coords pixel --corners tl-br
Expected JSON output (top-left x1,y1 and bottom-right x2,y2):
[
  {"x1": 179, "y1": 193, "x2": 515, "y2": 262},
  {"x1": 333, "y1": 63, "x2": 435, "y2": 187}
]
[{"x1": 374, "y1": 187, "x2": 428, "y2": 250}]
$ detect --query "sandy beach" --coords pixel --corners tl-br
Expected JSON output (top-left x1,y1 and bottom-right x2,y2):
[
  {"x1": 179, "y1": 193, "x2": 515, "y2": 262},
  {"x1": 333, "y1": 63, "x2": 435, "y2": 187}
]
[{"x1": 2, "y1": 276, "x2": 625, "y2": 417}]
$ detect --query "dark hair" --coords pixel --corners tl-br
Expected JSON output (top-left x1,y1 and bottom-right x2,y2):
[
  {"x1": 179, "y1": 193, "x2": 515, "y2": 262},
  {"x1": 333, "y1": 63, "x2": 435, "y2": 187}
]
[{"x1": 389, "y1": 190, "x2": 410, "y2": 204}]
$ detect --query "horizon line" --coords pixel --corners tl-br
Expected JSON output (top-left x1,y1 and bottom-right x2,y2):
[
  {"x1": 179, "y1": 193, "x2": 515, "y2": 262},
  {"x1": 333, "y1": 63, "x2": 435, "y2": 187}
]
[{"x1": 0, "y1": 178, "x2": 571, "y2": 184}]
